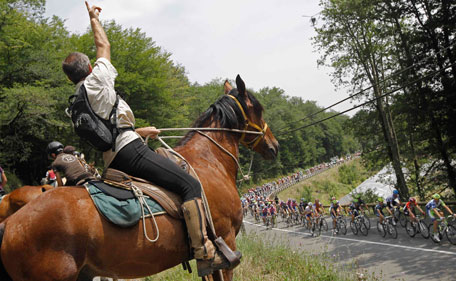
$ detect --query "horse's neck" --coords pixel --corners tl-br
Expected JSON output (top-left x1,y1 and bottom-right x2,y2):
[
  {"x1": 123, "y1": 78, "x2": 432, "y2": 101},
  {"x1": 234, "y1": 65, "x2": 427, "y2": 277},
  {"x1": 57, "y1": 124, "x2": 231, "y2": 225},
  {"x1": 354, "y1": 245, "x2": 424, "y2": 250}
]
[{"x1": 175, "y1": 132, "x2": 240, "y2": 179}]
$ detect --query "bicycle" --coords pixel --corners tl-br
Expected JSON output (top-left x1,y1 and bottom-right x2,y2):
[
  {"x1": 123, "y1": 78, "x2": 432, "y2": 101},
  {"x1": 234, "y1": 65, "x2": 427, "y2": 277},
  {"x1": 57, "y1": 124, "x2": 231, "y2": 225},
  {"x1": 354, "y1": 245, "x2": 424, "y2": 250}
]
[
  {"x1": 309, "y1": 216, "x2": 321, "y2": 237},
  {"x1": 405, "y1": 214, "x2": 429, "y2": 239},
  {"x1": 243, "y1": 206, "x2": 248, "y2": 217},
  {"x1": 350, "y1": 214, "x2": 368, "y2": 236},
  {"x1": 254, "y1": 211, "x2": 260, "y2": 223},
  {"x1": 391, "y1": 205, "x2": 406, "y2": 227},
  {"x1": 280, "y1": 209, "x2": 288, "y2": 222},
  {"x1": 292, "y1": 211, "x2": 300, "y2": 225},
  {"x1": 377, "y1": 216, "x2": 397, "y2": 239},
  {"x1": 334, "y1": 215, "x2": 347, "y2": 235},
  {"x1": 271, "y1": 213, "x2": 277, "y2": 228},
  {"x1": 316, "y1": 214, "x2": 328, "y2": 232},
  {"x1": 430, "y1": 215, "x2": 456, "y2": 244},
  {"x1": 361, "y1": 210, "x2": 371, "y2": 230},
  {"x1": 286, "y1": 212, "x2": 293, "y2": 227}
]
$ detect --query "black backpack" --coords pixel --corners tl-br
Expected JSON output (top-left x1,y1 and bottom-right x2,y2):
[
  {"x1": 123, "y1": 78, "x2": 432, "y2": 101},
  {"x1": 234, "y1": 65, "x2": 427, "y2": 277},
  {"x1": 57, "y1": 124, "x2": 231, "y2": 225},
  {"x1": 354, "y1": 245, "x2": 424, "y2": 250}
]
[{"x1": 66, "y1": 84, "x2": 120, "y2": 152}]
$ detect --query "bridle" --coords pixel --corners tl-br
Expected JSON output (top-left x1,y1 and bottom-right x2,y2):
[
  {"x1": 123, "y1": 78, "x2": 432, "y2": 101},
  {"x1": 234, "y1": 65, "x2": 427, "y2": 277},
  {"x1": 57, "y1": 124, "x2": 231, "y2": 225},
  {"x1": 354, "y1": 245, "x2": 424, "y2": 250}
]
[
  {"x1": 146, "y1": 93, "x2": 269, "y2": 176},
  {"x1": 226, "y1": 94, "x2": 268, "y2": 149}
]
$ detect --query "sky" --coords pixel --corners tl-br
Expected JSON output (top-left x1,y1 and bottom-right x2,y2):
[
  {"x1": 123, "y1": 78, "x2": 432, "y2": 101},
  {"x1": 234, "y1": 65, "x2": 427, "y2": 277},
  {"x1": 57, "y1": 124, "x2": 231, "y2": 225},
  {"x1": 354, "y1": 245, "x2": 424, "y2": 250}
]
[{"x1": 44, "y1": 0, "x2": 354, "y2": 114}]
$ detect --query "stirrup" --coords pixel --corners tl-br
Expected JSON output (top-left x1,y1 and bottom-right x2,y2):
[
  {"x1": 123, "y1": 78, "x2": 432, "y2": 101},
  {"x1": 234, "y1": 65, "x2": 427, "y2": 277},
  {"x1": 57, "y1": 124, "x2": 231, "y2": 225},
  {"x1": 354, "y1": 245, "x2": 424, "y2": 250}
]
[{"x1": 214, "y1": 237, "x2": 242, "y2": 269}]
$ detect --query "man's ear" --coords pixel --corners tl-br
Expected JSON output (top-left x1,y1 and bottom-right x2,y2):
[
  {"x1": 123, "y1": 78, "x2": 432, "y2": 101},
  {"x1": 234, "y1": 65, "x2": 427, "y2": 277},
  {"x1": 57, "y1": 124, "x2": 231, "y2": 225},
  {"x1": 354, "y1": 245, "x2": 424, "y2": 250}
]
[
  {"x1": 88, "y1": 63, "x2": 93, "y2": 74},
  {"x1": 224, "y1": 80, "x2": 233, "y2": 94}
]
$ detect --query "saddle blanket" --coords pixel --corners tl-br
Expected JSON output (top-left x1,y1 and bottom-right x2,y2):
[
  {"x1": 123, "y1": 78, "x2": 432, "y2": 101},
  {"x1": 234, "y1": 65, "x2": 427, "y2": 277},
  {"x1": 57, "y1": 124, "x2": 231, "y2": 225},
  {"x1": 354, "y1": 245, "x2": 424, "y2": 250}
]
[{"x1": 85, "y1": 181, "x2": 166, "y2": 228}]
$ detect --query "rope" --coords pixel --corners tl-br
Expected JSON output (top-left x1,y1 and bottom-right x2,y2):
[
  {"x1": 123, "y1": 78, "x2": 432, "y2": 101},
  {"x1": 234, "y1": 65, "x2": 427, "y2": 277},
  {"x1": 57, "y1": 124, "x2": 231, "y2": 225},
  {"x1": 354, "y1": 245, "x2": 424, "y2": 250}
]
[
  {"x1": 131, "y1": 185, "x2": 160, "y2": 243},
  {"x1": 195, "y1": 130, "x2": 246, "y2": 178},
  {"x1": 157, "y1": 127, "x2": 263, "y2": 135}
]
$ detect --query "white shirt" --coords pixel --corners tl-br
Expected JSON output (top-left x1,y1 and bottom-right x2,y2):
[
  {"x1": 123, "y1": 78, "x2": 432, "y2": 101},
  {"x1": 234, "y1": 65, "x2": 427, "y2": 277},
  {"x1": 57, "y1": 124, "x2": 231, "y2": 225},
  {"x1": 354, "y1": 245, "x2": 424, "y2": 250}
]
[{"x1": 76, "y1": 57, "x2": 140, "y2": 167}]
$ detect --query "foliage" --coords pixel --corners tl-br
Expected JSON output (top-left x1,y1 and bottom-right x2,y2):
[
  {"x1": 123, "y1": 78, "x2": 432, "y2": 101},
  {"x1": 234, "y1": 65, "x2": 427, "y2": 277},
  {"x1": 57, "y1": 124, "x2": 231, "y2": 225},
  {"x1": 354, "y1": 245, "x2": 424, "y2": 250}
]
[
  {"x1": 352, "y1": 189, "x2": 379, "y2": 205},
  {"x1": 0, "y1": 2, "x2": 359, "y2": 188},
  {"x1": 313, "y1": 0, "x2": 456, "y2": 199},
  {"x1": 146, "y1": 232, "x2": 375, "y2": 281}
]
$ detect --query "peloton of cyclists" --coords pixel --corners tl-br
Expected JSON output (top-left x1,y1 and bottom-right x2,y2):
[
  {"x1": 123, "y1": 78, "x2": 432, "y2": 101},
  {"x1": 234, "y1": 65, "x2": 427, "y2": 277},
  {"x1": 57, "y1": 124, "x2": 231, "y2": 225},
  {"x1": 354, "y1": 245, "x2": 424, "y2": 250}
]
[{"x1": 426, "y1": 193, "x2": 456, "y2": 242}]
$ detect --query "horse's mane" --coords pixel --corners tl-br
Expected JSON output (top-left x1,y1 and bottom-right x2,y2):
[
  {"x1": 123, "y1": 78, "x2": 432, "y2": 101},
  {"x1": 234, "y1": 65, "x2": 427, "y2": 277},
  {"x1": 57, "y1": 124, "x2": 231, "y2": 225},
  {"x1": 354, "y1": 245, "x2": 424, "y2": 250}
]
[{"x1": 176, "y1": 88, "x2": 263, "y2": 147}]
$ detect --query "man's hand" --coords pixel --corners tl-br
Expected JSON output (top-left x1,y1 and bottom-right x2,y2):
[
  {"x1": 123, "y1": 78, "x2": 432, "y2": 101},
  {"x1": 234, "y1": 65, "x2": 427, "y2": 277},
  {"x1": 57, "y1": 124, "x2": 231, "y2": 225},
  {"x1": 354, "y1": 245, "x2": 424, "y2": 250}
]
[
  {"x1": 85, "y1": 1, "x2": 101, "y2": 20},
  {"x1": 85, "y1": 1, "x2": 110, "y2": 60},
  {"x1": 136, "y1": 127, "x2": 161, "y2": 139}
]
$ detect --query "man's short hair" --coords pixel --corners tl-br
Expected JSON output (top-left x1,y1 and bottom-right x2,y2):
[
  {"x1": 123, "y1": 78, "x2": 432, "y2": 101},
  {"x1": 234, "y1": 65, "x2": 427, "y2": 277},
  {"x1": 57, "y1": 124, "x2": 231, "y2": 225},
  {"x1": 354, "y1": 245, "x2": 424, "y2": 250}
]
[{"x1": 62, "y1": 52, "x2": 91, "y2": 84}]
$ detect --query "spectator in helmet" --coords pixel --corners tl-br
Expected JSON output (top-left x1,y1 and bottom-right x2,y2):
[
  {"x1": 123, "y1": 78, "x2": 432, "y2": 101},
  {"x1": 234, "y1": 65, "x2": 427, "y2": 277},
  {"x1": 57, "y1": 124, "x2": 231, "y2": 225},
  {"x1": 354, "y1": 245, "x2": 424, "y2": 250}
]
[{"x1": 47, "y1": 141, "x2": 95, "y2": 186}]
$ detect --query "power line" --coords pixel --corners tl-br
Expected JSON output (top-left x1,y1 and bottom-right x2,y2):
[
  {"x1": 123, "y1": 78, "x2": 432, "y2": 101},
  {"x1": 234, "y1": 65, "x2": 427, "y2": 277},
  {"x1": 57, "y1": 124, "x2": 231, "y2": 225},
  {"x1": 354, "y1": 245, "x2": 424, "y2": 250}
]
[
  {"x1": 277, "y1": 41, "x2": 456, "y2": 132},
  {"x1": 277, "y1": 61, "x2": 456, "y2": 136}
]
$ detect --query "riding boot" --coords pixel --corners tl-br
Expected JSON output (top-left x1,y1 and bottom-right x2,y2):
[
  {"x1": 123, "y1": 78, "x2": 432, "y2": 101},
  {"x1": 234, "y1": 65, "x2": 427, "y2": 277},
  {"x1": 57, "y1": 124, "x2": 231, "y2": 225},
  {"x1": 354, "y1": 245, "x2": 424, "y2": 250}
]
[{"x1": 181, "y1": 198, "x2": 242, "y2": 277}]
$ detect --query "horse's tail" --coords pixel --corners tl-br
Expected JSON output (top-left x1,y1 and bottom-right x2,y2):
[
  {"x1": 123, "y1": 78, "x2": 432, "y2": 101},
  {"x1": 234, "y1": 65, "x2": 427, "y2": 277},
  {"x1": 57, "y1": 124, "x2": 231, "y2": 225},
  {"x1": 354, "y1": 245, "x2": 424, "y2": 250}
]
[{"x1": 0, "y1": 222, "x2": 12, "y2": 281}]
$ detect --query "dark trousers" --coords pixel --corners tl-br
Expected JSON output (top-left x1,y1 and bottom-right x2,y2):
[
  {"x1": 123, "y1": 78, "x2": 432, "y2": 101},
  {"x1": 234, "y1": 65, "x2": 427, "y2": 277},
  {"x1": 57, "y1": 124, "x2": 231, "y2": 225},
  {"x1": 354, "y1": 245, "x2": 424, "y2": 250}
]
[{"x1": 110, "y1": 139, "x2": 201, "y2": 202}]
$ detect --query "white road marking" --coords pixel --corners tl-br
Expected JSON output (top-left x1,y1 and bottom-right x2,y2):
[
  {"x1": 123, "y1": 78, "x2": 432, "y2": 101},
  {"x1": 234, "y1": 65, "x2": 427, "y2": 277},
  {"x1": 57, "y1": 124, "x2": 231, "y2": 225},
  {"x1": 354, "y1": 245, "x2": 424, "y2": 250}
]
[{"x1": 243, "y1": 220, "x2": 456, "y2": 256}]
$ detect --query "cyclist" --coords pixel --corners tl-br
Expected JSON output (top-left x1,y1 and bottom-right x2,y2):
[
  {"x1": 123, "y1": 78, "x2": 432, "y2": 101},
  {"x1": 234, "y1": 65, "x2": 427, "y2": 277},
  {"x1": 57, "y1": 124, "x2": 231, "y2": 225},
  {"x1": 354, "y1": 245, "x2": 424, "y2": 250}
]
[
  {"x1": 299, "y1": 198, "x2": 306, "y2": 215},
  {"x1": 375, "y1": 197, "x2": 392, "y2": 224},
  {"x1": 349, "y1": 194, "x2": 366, "y2": 223},
  {"x1": 314, "y1": 199, "x2": 325, "y2": 216},
  {"x1": 261, "y1": 201, "x2": 269, "y2": 224},
  {"x1": 386, "y1": 190, "x2": 402, "y2": 218},
  {"x1": 304, "y1": 202, "x2": 315, "y2": 229},
  {"x1": 329, "y1": 199, "x2": 342, "y2": 233},
  {"x1": 291, "y1": 199, "x2": 298, "y2": 213},
  {"x1": 403, "y1": 197, "x2": 425, "y2": 223},
  {"x1": 426, "y1": 194, "x2": 456, "y2": 242},
  {"x1": 268, "y1": 201, "x2": 277, "y2": 225}
]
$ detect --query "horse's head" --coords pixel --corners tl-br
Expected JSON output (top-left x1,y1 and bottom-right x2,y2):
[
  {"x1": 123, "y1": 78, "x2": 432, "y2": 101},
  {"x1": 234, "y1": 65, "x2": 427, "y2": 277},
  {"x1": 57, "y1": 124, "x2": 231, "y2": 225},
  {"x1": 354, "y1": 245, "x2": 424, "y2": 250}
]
[{"x1": 224, "y1": 75, "x2": 279, "y2": 160}]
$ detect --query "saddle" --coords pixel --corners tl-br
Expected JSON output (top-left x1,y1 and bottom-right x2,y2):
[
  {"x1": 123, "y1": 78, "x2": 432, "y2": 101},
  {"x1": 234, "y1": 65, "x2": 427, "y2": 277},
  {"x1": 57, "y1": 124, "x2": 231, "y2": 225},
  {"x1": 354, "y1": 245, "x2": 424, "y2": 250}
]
[{"x1": 101, "y1": 148, "x2": 192, "y2": 219}]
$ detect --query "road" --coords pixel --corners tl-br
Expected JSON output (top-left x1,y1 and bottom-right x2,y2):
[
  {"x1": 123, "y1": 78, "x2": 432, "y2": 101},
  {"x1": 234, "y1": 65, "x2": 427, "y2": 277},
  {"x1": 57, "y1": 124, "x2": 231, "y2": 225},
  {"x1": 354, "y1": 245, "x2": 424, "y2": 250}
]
[{"x1": 243, "y1": 215, "x2": 456, "y2": 281}]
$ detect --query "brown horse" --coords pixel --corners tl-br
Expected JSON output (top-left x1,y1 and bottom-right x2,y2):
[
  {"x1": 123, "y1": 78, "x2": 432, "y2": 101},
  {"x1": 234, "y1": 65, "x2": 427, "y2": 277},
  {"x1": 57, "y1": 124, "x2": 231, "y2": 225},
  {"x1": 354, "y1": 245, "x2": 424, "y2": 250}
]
[
  {"x1": 0, "y1": 75, "x2": 279, "y2": 281},
  {"x1": 0, "y1": 185, "x2": 53, "y2": 222}
]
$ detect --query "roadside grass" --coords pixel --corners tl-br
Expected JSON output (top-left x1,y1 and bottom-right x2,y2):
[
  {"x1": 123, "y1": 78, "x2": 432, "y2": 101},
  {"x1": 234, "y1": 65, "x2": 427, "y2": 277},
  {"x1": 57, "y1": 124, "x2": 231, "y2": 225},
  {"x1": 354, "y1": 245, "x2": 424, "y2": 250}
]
[
  {"x1": 278, "y1": 159, "x2": 375, "y2": 205},
  {"x1": 146, "y1": 232, "x2": 377, "y2": 281}
]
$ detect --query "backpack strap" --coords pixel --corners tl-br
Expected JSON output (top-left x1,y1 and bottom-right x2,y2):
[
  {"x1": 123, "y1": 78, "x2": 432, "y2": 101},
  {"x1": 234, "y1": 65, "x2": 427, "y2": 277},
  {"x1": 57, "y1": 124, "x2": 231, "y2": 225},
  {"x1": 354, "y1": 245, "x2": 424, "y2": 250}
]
[{"x1": 110, "y1": 95, "x2": 120, "y2": 152}]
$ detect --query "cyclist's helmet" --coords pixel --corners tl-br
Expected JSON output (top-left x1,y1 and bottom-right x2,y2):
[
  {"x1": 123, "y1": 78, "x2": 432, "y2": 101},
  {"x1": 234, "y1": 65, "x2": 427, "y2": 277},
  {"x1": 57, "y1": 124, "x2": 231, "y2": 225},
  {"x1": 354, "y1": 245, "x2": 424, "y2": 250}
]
[
  {"x1": 409, "y1": 197, "x2": 417, "y2": 204},
  {"x1": 352, "y1": 198, "x2": 359, "y2": 203},
  {"x1": 332, "y1": 200, "x2": 338, "y2": 204},
  {"x1": 46, "y1": 141, "x2": 64, "y2": 156},
  {"x1": 432, "y1": 194, "x2": 441, "y2": 199},
  {"x1": 301, "y1": 198, "x2": 305, "y2": 202},
  {"x1": 378, "y1": 197, "x2": 384, "y2": 202},
  {"x1": 353, "y1": 194, "x2": 361, "y2": 199},
  {"x1": 308, "y1": 202, "x2": 312, "y2": 206},
  {"x1": 393, "y1": 190, "x2": 399, "y2": 195}
]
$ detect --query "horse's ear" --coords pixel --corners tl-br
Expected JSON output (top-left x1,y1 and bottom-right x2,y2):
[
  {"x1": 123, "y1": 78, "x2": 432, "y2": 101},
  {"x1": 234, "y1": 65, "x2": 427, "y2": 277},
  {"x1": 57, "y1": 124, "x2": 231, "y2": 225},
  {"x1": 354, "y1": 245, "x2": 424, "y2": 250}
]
[
  {"x1": 235, "y1": 75, "x2": 253, "y2": 107},
  {"x1": 224, "y1": 80, "x2": 233, "y2": 95},
  {"x1": 236, "y1": 75, "x2": 246, "y2": 97}
]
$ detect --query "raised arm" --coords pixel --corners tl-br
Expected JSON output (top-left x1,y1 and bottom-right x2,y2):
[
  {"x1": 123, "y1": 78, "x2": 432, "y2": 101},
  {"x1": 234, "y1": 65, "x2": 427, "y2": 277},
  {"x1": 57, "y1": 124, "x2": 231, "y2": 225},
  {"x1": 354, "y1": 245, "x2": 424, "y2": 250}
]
[{"x1": 85, "y1": 1, "x2": 110, "y2": 61}]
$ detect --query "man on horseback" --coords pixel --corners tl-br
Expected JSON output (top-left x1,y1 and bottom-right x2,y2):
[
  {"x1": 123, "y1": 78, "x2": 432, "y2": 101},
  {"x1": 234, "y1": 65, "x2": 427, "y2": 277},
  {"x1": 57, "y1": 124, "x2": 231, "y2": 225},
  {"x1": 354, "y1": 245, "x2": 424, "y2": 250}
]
[
  {"x1": 47, "y1": 141, "x2": 96, "y2": 186},
  {"x1": 61, "y1": 1, "x2": 240, "y2": 276}
]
